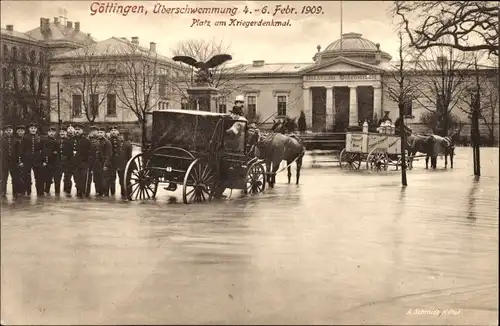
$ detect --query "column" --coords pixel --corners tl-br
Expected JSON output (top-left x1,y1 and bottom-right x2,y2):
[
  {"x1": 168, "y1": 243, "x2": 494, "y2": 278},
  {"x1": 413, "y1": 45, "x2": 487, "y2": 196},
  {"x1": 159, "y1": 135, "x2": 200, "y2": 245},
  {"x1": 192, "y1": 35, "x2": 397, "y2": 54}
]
[
  {"x1": 326, "y1": 86, "x2": 334, "y2": 130},
  {"x1": 349, "y1": 86, "x2": 358, "y2": 127},
  {"x1": 373, "y1": 85, "x2": 382, "y2": 120},
  {"x1": 303, "y1": 86, "x2": 312, "y2": 129}
]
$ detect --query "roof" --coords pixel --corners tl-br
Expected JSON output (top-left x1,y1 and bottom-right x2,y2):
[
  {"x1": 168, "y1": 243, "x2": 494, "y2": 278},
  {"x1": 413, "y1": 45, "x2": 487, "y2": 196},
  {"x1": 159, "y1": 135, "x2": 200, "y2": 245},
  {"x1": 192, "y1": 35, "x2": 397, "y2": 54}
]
[
  {"x1": 52, "y1": 37, "x2": 177, "y2": 65},
  {"x1": 239, "y1": 62, "x2": 313, "y2": 74},
  {"x1": 1, "y1": 28, "x2": 39, "y2": 42},
  {"x1": 325, "y1": 33, "x2": 379, "y2": 52},
  {"x1": 383, "y1": 60, "x2": 496, "y2": 71},
  {"x1": 25, "y1": 22, "x2": 95, "y2": 44}
]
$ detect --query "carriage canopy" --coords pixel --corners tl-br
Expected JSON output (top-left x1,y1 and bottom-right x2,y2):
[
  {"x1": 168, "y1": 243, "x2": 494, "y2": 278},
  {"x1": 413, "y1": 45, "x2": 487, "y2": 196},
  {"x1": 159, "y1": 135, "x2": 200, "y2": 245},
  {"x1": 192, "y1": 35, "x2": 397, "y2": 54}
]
[{"x1": 150, "y1": 110, "x2": 233, "y2": 152}]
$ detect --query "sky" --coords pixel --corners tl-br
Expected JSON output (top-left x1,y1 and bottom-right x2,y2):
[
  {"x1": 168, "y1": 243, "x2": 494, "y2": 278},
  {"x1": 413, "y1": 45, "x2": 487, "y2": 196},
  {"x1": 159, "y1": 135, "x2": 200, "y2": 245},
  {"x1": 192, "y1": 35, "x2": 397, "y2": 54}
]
[{"x1": 1, "y1": 0, "x2": 403, "y2": 65}]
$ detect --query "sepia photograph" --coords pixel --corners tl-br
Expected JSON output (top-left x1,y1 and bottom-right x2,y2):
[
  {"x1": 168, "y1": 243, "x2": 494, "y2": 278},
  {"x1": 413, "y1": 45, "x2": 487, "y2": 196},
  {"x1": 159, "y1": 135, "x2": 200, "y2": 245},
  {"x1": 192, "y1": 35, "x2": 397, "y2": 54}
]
[{"x1": 0, "y1": 0, "x2": 498, "y2": 324}]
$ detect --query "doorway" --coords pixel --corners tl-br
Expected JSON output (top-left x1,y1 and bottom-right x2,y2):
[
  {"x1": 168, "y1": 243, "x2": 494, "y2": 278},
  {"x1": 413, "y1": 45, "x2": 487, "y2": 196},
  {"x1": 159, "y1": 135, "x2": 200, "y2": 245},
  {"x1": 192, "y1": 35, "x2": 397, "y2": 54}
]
[{"x1": 312, "y1": 87, "x2": 326, "y2": 131}]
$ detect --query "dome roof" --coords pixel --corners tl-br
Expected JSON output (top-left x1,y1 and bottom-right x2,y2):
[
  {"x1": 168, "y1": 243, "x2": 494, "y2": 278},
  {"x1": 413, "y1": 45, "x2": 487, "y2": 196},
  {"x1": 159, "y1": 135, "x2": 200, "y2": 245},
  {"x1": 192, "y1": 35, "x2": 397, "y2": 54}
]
[{"x1": 324, "y1": 33, "x2": 379, "y2": 52}]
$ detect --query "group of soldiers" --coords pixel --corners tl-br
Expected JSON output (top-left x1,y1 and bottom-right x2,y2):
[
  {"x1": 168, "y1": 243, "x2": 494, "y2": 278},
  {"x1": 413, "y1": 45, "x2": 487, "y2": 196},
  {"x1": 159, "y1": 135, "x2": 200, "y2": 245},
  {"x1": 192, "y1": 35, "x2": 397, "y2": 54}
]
[{"x1": 1, "y1": 122, "x2": 132, "y2": 199}]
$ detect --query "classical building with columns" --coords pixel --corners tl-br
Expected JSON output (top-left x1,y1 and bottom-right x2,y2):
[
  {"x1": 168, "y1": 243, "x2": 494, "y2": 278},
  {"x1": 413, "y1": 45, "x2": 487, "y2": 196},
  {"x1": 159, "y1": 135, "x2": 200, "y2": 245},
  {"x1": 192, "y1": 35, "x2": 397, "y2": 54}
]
[{"x1": 227, "y1": 32, "x2": 497, "y2": 137}]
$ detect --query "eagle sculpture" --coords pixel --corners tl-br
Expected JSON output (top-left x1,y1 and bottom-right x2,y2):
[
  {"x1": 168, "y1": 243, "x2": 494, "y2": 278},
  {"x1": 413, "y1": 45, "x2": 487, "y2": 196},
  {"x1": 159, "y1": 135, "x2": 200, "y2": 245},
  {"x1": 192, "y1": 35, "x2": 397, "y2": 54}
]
[{"x1": 172, "y1": 54, "x2": 232, "y2": 86}]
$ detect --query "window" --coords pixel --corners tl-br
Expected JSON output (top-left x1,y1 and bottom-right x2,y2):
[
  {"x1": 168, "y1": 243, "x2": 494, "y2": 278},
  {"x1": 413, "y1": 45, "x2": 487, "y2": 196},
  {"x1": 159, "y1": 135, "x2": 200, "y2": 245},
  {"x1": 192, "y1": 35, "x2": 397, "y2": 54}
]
[
  {"x1": 30, "y1": 50, "x2": 36, "y2": 64},
  {"x1": 90, "y1": 94, "x2": 99, "y2": 116},
  {"x1": 158, "y1": 75, "x2": 166, "y2": 97},
  {"x1": 29, "y1": 71, "x2": 35, "y2": 89},
  {"x1": 181, "y1": 98, "x2": 189, "y2": 110},
  {"x1": 247, "y1": 95, "x2": 257, "y2": 120},
  {"x1": 72, "y1": 95, "x2": 82, "y2": 117},
  {"x1": 12, "y1": 47, "x2": 17, "y2": 60},
  {"x1": 39, "y1": 52, "x2": 44, "y2": 66},
  {"x1": 2, "y1": 68, "x2": 8, "y2": 86},
  {"x1": 218, "y1": 97, "x2": 227, "y2": 113},
  {"x1": 277, "y1": 95, "x2": 287, "y2": 116},
  {"x1": 404, "y1": 98, "x2": 413, "y2": 117},
  {"x1": 20, "y1": 48, "x2": 27, "y2": 62},
  {"x1": 21, "y1": 70, "x2": 28, "y2": 88},
  {"x1": 3, "y1": 45, "x2": 8, "y2": 59},
  {"x1": 107, "y1": 94, "x2": 116, "y2": 116}
]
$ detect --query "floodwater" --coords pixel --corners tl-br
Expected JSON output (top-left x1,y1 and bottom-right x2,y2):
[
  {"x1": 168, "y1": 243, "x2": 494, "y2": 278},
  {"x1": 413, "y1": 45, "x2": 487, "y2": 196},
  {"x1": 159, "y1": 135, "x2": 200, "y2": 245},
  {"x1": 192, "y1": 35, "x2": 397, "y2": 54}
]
[{"x1": 1, "y1": 147, "x2": 498, "y2": 325}]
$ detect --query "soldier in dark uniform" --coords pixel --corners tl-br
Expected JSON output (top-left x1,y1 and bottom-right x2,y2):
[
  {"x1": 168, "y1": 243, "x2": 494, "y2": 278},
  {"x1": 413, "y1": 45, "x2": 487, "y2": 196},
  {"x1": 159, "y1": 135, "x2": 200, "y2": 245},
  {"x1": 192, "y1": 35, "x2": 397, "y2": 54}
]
[
  {"x1": 67, "y1": 124, "x2": 92, "y2": 198},
  {"x1": 95, "y1": 127, "x2": 112, "y2": 197},
  {"x1": 20, "y1": 122, "x2": 47, "y2": 196},
  {"x1": 107, "y1": 126, "x2": 132, "y2": 198},
  {"x1": 63, "y1": 125, "x2": 75, "y2": 195},
  {"x1": 1, "y1": 125, "x2": 21, "y2": 198},
  {"x1": 43, "y1": 127, "x2": 63, "y2": 195},
  {"x1": 85, "y1": 125, "x2": 99, "y2": 197},
  {"x1": 14, "y1": 125, "x2": 26, "y2": 195}
]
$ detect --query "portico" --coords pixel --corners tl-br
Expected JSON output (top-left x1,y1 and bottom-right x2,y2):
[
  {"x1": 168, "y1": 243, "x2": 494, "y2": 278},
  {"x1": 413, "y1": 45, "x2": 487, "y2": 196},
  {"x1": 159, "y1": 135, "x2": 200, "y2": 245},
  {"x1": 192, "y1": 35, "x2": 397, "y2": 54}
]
[{"x1": 302, "y1": 74, "x2": 382, "y2": 131}]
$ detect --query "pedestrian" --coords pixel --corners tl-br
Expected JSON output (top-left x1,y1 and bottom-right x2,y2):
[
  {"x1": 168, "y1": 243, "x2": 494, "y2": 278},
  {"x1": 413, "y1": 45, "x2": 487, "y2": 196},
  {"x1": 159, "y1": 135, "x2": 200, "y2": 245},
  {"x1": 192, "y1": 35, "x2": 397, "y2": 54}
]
[
  {"x1": 85, "y1": 125, "x2": 107, "y2": 197},
  {"x1": 14, "y1": 125, "x2": 26, "y2": 195},
  {"x1": 20, "y1": 122, "x2": 47, "y2": 196},
  {"x1": 1, "y1": 125, "x2": 21, "y2": 198},
  {"x1": 43, "y1": 127, "x2": 60, "y2": 195},
  {"x1": 63, "y1": 125, "x2": 75, "y2": 195},
  {"x1": 107, "y1": 126, "x2": 131, "y2": 198},
  {"x1": 68, "y1": 124, "x2": 92, "y2": 198},
  {"x1": 95, "y1": 127, "x2": 112, "y2": 197}
]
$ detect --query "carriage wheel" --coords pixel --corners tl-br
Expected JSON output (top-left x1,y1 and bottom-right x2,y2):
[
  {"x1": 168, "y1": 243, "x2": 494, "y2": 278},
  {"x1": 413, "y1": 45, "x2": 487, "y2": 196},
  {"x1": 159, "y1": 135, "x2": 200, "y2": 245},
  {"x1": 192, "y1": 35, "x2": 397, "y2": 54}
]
[
  {"x1": 244, "y1": 162, "x2": 266, "y2": 194},
  {"x1": 366, "y1": 148, "x2": 389, "y2": 171},
  {"x1": 182, "y1": 158, "x2": 216, "y2": 204},
  {"x1": 339, "y1": 149, "x2": 361, "y2": 170},
  {"x1": 124, "y1": 153, "x2": 159, "y2": 201}
]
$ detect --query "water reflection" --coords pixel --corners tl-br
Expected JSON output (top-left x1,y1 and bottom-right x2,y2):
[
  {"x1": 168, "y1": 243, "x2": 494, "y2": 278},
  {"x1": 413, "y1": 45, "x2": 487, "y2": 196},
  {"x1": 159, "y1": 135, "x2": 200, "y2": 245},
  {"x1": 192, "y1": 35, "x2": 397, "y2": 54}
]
[{"x1": 467, "y1": 176, "x2": 480, "y2": 221}]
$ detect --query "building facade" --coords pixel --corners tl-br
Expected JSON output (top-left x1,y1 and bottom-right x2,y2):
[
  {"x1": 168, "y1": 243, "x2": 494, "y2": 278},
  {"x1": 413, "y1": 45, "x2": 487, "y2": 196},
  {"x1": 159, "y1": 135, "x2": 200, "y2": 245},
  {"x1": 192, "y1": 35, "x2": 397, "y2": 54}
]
[
  {"x1": 225, "y1": 33, "x2": 498, "y2": 140},
  {"x1": 1, "y1": 17, "x2": 95, "y2": 126},
  {"x1": 49, "y1": 36, "x2": 187, "y2": 129}
]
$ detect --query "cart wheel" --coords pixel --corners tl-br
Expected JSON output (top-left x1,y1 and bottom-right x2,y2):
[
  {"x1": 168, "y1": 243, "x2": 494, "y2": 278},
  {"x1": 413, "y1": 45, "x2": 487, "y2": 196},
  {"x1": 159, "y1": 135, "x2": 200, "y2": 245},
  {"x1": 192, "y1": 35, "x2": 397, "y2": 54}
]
[
  {"x1": 182, "y1": 158, "x2": 216, "y2": 204},
  {"x1": 124, "y1": 153, "x2": 159, "y2": 201},
  {"x1": 244, "y1": 162, "x2": 266, "y2": 194},
  {"x1": 366, "y1": 148, "x2": 389, "y2": 171},
  {"x1": 339, "y1": 149, "x2": 361, "y2": 170}
]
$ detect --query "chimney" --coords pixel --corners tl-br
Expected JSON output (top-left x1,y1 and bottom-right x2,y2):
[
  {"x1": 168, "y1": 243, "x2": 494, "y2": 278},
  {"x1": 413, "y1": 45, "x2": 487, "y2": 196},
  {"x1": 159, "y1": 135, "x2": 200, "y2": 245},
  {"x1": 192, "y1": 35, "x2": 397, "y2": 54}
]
[
  {"x1": 252, "y1": 60, "x2": 265, "y2": 67},
  {"x1": 131, "y1": 36, "x2": 139, "y2": 45},
  {"x1": 75, "y1": 22, "x2": 80, "y2": 32},
  {"x1": 54, "y1": 17, "x2": 59, "y2": 25},
  {"x1": 6, "y1": 25, "x2": 13, "y2": 32},
  {"x1": 40, "y1": 17, "x2": 44, "y2": 29},
  {"x1": 120, "y1": 37, "x2": 127, "y2": 41},
  {"x1": 66, "y1": 21, "x2": 73, "y2": 29},
  {"x1": 375, "y1": 43, "x2": 381, "y2": 64},
  {"x1": 150, "y1": 42, "x2": 156, "y2": 52}
]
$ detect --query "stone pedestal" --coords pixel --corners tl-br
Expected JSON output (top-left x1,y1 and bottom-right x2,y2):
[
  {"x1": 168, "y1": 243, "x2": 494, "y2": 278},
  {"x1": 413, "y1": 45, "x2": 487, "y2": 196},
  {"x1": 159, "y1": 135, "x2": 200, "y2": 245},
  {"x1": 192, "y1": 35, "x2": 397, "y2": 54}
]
[{"x1": 187, "y1": 86, "x2": 219, "y2": 112}]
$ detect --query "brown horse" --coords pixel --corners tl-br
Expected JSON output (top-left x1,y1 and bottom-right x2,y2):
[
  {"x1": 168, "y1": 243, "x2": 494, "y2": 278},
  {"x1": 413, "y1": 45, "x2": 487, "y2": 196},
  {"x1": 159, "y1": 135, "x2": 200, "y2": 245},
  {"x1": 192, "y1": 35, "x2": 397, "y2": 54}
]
[
  {"x1": 249, "y1": 119, "x2": 305, "y2": 187},
  {"x1": 405, "y1": 129, "x2": 455, "y2": 169}
]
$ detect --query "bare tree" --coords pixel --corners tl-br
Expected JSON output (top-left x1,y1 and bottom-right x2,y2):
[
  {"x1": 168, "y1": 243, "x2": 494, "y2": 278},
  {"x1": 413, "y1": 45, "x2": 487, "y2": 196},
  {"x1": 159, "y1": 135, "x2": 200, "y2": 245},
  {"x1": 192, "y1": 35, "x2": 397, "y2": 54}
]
[
  {"x1": 392, "y1": 1, "x2": 499, "y2": 56},
  {"x1": 411, "y1": 46, "x2": 474, "y2": 135},
  {"x1": 458, "y1": 54, "x2": 498, "y2": 144},
  {"x1": 383, "y1": 32, "x2": 419, "y2": 109},
  {"x1": 382, "y1": 31, "x2": 419, "y2": 186},
  {"x1": 61, "y1": 45, "x2": 117, "y2": 122},
  {"x1": 170, "y1": 38, "x2": 248, "y2": 106},
  {"x1": 2, "y1": 48, "x2": 52, "y2": 126},
  {"x1": 114, "y1": 41, "x2": 160, "y2": 146}
]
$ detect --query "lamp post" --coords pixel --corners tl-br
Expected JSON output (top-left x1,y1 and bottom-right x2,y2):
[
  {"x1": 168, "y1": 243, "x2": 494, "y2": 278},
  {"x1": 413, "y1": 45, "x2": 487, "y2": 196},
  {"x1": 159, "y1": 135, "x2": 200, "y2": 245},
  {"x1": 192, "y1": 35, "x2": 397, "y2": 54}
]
[
  {"x1": 57, "y1": 82, "x2": 61, "y2": 133},
  {"x1": 469, "y1": 86, "x2": 480, "y2": 177}
]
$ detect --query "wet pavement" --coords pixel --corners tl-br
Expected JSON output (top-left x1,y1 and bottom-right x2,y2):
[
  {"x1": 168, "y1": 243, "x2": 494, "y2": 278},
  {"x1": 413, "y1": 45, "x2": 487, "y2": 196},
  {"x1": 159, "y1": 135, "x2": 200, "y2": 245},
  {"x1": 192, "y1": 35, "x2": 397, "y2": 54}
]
[{"x1": 1, "y1": 147, "x2": 498, "y2": 325}]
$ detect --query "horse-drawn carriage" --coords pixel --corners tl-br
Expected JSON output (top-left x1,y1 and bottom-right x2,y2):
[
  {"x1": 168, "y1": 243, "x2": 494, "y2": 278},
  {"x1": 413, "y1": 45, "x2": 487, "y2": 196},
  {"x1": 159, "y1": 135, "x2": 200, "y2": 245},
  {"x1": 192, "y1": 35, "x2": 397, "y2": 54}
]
[
  {"x1": 124, "y1": 109, "x2": 266, "y2": 204},
  {"x1": 339, "y1": 131, "x2": 412, "y2": 171}
]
